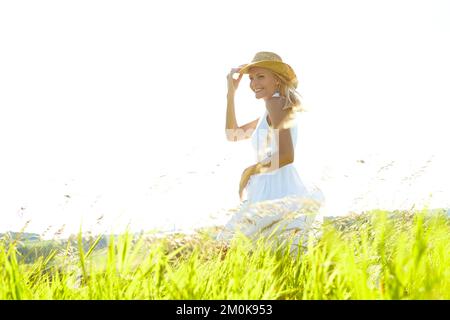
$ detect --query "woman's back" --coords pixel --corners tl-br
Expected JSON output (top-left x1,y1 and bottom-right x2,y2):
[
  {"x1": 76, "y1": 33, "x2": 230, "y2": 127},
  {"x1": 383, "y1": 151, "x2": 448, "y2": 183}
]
[{"x1": 251, "y1": 109, "x2": 299, "y2": 166}]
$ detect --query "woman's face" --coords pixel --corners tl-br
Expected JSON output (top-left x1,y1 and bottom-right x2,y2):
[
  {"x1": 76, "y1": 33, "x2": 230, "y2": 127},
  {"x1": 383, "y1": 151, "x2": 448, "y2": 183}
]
[{"x1": 248, "y1": 67, "x2": 279, "y2": 100}]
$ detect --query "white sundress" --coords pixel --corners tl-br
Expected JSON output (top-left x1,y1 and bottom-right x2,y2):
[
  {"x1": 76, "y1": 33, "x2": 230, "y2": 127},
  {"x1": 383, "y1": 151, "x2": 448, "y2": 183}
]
[{"x1": 216, "y1": 108, "x2": 326, "y2": 245}]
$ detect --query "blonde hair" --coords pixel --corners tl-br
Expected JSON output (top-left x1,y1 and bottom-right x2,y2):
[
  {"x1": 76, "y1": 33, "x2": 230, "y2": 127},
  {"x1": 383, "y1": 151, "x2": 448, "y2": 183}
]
[{"x1": 272, "y1": 72, "x2": 306, "y2": 112}]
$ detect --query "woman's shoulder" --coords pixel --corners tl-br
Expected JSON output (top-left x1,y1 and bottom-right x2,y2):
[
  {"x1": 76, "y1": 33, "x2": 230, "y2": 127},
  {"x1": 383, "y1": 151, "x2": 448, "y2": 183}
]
[{"x1": 266, "y1": 102, "x2": 297, "y2": 130}]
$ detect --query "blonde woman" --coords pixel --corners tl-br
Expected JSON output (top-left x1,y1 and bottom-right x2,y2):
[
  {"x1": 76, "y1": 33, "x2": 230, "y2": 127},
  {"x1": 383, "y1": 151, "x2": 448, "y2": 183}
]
[{"x1": 219, "y1": 51, "x2": 325, "y2": 242}]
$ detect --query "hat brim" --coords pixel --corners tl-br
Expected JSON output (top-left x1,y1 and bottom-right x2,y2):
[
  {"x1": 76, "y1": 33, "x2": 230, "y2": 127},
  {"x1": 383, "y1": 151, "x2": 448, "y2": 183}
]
[{"x1": 238, "y1": 60, "x2": 297, "y2": 84}]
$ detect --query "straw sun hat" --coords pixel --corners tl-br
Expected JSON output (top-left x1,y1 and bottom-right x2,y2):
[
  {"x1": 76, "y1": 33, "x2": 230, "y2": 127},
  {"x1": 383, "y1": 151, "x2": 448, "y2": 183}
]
[{"x1": 238, "y1": 51, "x2": 298, "y2": 88}]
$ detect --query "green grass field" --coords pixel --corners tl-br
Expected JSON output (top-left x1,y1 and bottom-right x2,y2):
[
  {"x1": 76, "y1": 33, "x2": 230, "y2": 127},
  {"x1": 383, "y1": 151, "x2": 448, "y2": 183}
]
[{"x1": 1, "y1": 208, "x2": 449, "y2": 299}]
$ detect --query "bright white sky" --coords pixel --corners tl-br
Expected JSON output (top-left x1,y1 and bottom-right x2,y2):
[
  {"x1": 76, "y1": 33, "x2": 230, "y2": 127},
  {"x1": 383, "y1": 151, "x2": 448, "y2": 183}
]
[{"x1": 0, "y1": 0, "x2": 449, "y2": 236}]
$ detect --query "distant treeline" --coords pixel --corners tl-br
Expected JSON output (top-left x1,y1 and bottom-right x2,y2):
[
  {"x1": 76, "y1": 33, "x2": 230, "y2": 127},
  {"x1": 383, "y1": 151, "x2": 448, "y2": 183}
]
[{"x1": 0, "y1": 231, "x2": 110, "y2": 264}]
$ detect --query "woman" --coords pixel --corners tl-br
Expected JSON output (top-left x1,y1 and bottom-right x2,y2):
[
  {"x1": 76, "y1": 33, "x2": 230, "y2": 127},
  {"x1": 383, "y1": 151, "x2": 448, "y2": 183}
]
[{"x1": 218, "y1": 51, "x2": 325, "y2": 243}]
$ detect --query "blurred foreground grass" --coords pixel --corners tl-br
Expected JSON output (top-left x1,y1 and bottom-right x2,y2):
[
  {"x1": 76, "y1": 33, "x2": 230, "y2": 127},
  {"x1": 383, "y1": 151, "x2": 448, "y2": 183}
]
[{"x1": 1, "y1": 207, "x2": 449, "y2": 299}]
